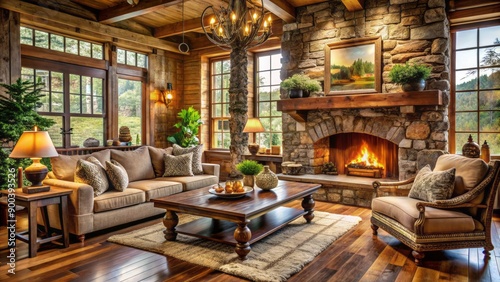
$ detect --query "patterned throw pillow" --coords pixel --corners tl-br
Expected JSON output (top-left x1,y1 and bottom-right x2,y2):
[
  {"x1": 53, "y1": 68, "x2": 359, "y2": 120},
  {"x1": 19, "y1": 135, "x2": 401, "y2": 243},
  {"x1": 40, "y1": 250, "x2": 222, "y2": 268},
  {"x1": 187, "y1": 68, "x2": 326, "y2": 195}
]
[
  {"x1": 163, "y1": 152, "x2": 194, "y2": 177},
  {"x1": 408, "y1": 165, "x2": 456, "y2": 202},
  {"x1": 75, "y1": 158, "x2": 109, "y2": 197},
  {"x1": 172, "y1": 144, "x2": 203, "y2": 175},
  {"x1": 105, "y1": 160, "x2": 129, "y2": 192}
]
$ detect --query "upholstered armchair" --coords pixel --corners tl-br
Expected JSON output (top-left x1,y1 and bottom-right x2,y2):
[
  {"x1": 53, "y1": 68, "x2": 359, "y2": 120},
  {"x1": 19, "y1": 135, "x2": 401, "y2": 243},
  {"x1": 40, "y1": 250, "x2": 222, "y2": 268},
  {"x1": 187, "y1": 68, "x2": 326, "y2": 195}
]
[{"x1": 371, "y1": 154, "x2": 500, "y2": 265}]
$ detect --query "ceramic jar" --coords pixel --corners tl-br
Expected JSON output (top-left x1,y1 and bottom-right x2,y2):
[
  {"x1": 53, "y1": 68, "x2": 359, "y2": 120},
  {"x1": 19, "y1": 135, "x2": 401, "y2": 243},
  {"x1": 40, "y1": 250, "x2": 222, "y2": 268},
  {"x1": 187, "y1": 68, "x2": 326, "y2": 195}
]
[
  {"x1": 242, "y1": 174, "x2": 255, "y2": 187},
  {"x1": 255, "y1": 165, "x2": 278, "y2": 190}
]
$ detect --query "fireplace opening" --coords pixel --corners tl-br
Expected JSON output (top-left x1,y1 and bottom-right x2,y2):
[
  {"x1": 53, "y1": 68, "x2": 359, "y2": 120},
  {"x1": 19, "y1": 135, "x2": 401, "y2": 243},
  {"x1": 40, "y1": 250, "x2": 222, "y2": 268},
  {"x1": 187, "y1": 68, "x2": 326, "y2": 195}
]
[{"x1": 329, "y1": 133, "x2": 398, "y2": 178}]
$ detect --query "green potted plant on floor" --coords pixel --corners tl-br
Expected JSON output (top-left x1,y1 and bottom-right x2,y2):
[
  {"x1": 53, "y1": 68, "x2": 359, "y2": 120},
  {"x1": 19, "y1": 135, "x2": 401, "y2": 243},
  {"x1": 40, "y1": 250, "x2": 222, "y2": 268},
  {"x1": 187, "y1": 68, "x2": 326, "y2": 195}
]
[
  {"x1": 281, "y1": 74, "x2": 320, "y2": 98},
  {"x1": 236, "y1": 160, "x2": 263, "y2": 187},
  {"x1": 388, "y1": 62, "x2": 432, "y2": 92}
]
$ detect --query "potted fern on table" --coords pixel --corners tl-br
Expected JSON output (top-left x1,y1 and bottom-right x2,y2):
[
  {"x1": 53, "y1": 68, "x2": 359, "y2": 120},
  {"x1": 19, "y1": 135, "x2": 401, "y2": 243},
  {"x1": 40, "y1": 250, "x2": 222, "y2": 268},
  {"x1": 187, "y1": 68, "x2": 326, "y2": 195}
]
[{"x1": 236, "y1": 160, "x2": 263, "y2": 187}]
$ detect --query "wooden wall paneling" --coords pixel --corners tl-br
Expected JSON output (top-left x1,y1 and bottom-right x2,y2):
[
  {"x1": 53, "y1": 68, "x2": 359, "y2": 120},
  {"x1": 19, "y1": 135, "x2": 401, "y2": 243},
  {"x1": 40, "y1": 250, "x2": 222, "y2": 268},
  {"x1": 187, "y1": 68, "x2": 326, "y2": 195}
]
[
  {"x1": 0, "y1": 8, "x2": 21, "y2": 95},
  {"x1": 107, "y1": 44, "x2": 118, "y2": 141}
]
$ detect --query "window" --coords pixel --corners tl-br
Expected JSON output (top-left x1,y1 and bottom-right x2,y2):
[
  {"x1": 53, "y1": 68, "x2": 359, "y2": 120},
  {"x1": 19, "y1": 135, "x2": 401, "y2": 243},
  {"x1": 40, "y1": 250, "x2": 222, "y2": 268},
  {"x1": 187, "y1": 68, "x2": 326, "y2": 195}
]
[
  {"x1": 22, "y1": 65, "x2": 106, "y2": 148},
  {"x1": 117, "y1": 48, "x2": 148, "y2": 68},
  {"x1": 452, "y1": 24, "x2": 500, "y2": 155},
  {"x1": 118, "y1": 79, "x2": 143, "y2": 144},
  {"x1": 256, "y1": 51, "x2": 282, "y2": 149},
  {"x1": 21, "y1": 26, "x2": 103, "y2": 59},
  {"x1": 210, "y1": 58, "x2": 231, "y2": 149}
]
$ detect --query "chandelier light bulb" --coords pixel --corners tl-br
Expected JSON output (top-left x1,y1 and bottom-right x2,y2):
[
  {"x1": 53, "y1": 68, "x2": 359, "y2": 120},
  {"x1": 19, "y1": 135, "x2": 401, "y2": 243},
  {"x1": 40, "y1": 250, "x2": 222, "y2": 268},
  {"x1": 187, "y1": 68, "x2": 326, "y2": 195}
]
[{"x1": 231, "y1": 12, "x2": 236, "y2": 23}]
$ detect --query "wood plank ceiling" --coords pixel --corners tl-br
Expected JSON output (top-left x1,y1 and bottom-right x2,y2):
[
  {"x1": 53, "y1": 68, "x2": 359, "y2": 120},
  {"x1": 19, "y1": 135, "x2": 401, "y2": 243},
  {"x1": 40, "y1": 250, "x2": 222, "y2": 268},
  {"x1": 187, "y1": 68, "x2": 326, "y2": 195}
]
[{"x1": 2, "y1": 0, "x2": 364, "y2": 54}]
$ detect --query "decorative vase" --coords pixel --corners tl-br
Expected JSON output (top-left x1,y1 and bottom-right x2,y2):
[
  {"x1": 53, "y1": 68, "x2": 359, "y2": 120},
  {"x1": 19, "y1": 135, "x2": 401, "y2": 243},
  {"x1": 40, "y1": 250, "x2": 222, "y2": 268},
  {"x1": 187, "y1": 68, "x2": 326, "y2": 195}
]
[
  {"x1": 402, "y1": 79, "x2": 426, "y2": 92},
  {"x1": 462, "y1": 134, "x2": 480, "y2": 158},
  {"x1": 289, "y1": 89, "x2": 303, "y2": 98},
  {"x1": 255, "y1": 165, "x2": 278, "y2": 190},
  {"x1": 481, "y1": 140, "x2": 490, "y2": 163}
]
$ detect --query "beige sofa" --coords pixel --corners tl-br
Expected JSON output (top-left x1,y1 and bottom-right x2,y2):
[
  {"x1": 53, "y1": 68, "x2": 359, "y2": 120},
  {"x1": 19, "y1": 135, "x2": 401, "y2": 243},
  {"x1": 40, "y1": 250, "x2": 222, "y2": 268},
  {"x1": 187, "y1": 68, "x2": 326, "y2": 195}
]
[{"x1": 42, "y1": 146, "x2": 220, "y2": 241}]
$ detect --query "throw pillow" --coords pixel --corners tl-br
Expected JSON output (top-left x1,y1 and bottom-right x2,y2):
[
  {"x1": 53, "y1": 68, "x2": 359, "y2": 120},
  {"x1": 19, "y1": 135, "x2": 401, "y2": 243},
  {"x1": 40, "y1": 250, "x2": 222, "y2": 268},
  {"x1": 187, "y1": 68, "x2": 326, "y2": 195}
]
[
  {"x1": 51, "y1": 149, "x2": 110, "y2": 181},
  {"x1": 163, "y1": 152, "x2": 194, "y2": 177},
  {"x1": 105, "y1": 160, "x2": 129, "y2": 192},
  {"x1": 408, "y1": 165, "x2": 456, "y2": 202},
  {"x1": 172, "y1": 144, "x2": 203, "y2": 175},
  {"x1": 75, "y1": 158, "x2": 109, "y2": 197},
  {"x1": 148, "y1": 146, "x2": 174, "y2": 177},
  {"x1": 110, "y1": 146, "x2": 155, "y2": 182}
]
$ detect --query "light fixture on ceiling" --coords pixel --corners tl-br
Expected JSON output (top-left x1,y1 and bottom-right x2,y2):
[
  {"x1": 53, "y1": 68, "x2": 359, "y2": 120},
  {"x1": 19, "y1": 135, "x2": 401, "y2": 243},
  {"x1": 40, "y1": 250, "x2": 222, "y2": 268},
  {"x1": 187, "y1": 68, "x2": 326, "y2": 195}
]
[
  {"x1": 178, "y1": 0, "x2": 189, "y2": 53},
  {"x1": 201, "y1": 0, "x2": 272, "y2": 50},
  {"x1": 127, "y1": 0, "x2": 140, "y2": 6}
]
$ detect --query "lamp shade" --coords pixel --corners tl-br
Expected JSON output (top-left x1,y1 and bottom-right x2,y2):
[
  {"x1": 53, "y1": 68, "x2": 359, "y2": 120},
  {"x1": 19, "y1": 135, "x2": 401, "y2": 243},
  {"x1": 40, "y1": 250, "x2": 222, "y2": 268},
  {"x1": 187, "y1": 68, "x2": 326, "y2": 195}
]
[
  {"x1": 9, "y1": 131, "x2": 58, "y2": 159},
  {"x1": 243, "y1": 118, "x2": 265, "y2": 133}
]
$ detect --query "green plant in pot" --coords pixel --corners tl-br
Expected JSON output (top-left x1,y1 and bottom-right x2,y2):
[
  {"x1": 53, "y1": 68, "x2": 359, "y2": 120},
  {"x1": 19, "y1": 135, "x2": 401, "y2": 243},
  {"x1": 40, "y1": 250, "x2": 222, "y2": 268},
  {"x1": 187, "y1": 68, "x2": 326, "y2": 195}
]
[
  {"x1": 167, "y1": 106, "x2": 203, "y2": 147},
  {"x1": 388, "y1": 62, "x2": 432, "y2": 92},
  {"x1": 280, "y1": 74, "x2": 320, "y2": 98},
  {"x1": 236, "y1": 160, "x2": 263, "y2": 187}
]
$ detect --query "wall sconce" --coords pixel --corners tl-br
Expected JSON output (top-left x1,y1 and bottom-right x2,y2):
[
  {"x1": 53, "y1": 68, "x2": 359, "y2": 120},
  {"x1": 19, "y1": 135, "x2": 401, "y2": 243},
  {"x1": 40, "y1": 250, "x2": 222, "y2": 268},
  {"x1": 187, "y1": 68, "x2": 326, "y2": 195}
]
[{"x1": 161, "y1": 83, "x2": 173, "y2": 107}]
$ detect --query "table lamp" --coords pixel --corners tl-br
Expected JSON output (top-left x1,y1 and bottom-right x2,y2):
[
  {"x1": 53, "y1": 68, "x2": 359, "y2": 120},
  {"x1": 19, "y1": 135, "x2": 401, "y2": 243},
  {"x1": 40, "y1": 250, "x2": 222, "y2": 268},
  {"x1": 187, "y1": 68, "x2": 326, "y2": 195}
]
[
  {"x1": 9, "y1": 127, "x2": 58, "y2": 194},
  {"x1": 243, "y1": 118, "x2": 265, "y2": 155}
]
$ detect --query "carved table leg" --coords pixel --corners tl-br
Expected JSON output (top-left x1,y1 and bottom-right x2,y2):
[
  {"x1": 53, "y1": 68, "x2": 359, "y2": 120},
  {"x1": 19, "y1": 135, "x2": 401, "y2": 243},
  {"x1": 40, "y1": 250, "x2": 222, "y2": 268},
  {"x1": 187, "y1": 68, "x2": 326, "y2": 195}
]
[
  {"x1": 234, "y1": 220, "x2": 252, "y2": 260},
  {"x1": 163, "y1": 210, "x2": 179, "y2": 241},
  {"x1": 302, "y1": 195, "x2": 315, "y2": 223}
]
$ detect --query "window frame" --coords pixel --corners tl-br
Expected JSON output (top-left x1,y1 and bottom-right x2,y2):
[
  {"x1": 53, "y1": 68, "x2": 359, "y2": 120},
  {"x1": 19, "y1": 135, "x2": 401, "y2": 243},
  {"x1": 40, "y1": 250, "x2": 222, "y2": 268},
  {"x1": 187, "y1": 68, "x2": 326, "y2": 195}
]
[{"x1": 209, "y1": 56, "x2": 232, "y2": 150}]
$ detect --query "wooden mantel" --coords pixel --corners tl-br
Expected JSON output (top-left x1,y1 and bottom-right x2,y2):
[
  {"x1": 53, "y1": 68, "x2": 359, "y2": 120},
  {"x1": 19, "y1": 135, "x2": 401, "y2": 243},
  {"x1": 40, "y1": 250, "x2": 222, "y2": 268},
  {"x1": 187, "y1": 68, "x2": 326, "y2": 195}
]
[{"x1": 277, "y1": 90, "x2": 442, "y2": 122}]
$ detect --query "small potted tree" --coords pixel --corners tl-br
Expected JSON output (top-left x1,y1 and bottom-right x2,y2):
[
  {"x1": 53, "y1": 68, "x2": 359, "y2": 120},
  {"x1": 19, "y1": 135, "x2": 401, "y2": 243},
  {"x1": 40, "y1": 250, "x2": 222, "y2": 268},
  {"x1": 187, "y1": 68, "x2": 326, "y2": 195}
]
[
  {"x1": 388, "y1": 62, "x2": 432, "y2": 92},
  {"x1": 167, "y1": 106, "x2": 203, "y2": 147},
  {"x1": 280, "y1": 74, "x2": 320, "y2": 98},
  {"x1": 236, "y1": 160, "x2": 263, "y2": 187}
]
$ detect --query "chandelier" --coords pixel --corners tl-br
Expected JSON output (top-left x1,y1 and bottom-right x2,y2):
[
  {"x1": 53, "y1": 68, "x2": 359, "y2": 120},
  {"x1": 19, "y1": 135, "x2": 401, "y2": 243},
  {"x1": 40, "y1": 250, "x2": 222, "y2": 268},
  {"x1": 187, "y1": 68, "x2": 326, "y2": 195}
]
[{"x1": 201, "y1": 0, "x2": 272, "y2": 50}]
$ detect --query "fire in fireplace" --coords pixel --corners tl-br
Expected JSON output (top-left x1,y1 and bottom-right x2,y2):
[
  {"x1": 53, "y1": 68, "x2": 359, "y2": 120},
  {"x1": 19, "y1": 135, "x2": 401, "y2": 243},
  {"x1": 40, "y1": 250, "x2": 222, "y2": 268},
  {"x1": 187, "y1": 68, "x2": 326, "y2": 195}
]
[
  {"x1": 329, "y1": 133, "x2": 398, "y2": 178},
  {"x1": 346, "y1": 141, "x2": 384, "y2": 178}
]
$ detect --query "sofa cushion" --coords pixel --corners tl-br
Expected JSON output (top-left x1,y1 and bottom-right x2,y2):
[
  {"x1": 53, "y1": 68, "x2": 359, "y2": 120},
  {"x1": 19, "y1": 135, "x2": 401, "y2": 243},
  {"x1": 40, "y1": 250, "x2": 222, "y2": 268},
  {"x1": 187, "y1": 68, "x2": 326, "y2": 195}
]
[
  {"x1": 372, "y1": 196, "x2": 478, "y2": 235},
  {"x1": 75, "y1": 158, "x2": 109, "y2": 197},
  {"x1": 111, "y1": 146, "x2": 155, "y2": 182},
  {"x1": 148, "y1": 146, "x2": 173, "y2": 177},
  {"x1": 163, "y1": 153, "x2": 194, "y2": 177},
  {"x1": 434, "y1": 154, "x2": 488, "y2": 195},
  {"x1": 51, "y1": 150, "x2": 110, "y2": 181},
  {"x1": 93, "y1": 188, "x2": 145, "y2": 213},
  {"x1": 173, "y1": 144, "x2": 203, "y2": 175},
  {"x1": 105, "y1": 160, "x2": 129, "y2": 191},
  {"x1": 408, "y1": 165, "x2": 455, "y2": 202},
  {"x1": 128, "y1": 180, "x2": 183, "y2": 201},
  {"x1": 158, "y1": 174, "x2": 218, "y2": 191}
]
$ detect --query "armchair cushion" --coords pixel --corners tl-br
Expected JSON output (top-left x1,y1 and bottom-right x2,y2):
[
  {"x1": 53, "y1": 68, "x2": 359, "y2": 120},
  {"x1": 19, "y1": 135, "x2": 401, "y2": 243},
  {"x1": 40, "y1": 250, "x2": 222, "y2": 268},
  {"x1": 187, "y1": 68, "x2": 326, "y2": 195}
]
[
  {"x1": 372, "y1": 196, "x2": 478, "y2": 235},
  {"x1": 434, "y1": 154, "x2": 488, "y2": 196},
  {"x1": 408, "y1": 165, "x2": 455, "y2": 202}
]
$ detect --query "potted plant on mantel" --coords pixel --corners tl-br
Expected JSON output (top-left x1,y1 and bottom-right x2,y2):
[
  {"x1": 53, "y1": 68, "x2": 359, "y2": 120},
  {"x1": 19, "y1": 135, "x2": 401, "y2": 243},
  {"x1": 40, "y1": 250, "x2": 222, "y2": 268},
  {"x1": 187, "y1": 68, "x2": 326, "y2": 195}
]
[
  {"x1": 280, "y1": 74, "x2": 321, "y2": 98},
  {"x1": 388, "y1": 62, "x2": 432, "y2": 92}
]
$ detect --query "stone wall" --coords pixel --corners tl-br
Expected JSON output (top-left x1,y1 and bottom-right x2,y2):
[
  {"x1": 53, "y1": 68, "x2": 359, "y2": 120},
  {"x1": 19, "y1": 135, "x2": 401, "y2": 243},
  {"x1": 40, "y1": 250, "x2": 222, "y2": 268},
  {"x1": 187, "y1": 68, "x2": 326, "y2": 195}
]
[{"x1": 280, "y1": 0, "x2": 450, "y2": 180}]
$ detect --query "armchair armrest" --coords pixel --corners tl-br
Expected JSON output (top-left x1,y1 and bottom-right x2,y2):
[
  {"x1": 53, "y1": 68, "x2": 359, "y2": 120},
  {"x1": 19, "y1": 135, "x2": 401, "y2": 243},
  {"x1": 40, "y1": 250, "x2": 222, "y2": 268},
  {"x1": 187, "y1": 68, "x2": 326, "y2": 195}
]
[
  {"x1": 43, "y1": 178, "x2": 94, "y2": 216},
  {"x1": 202, "y1": 163, "x2": 220, "y2": 179},
  {"x1": 372, "y1": 177, "x2": 415, "y2": 197}
]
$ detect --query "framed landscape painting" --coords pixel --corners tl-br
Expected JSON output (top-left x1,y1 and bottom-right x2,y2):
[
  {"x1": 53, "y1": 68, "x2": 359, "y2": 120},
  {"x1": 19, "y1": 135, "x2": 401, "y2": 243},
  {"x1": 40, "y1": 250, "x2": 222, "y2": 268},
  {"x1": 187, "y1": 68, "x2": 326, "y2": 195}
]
[{"x1": 324, "y1": 37, "x2": 381, "y2": 95}]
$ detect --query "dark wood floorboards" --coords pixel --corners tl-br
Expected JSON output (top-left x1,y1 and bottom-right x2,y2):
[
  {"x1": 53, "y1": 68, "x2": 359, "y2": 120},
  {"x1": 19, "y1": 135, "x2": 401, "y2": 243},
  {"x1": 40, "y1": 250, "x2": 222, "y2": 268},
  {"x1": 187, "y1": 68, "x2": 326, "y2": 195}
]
[{"x1": 1, "y1": 201, "x2": 499, "y2": 281}]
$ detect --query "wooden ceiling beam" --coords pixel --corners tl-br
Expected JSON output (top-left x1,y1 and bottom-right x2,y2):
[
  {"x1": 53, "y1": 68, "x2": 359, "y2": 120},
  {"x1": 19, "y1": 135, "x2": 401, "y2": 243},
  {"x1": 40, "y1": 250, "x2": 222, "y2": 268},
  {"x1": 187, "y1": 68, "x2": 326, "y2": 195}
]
[
  {"x1": 154, "y1": 16, "x2": 212, "y2": 38},
  {"x1": 98, "y1": 0, "x2": 181, "y2": 24},
  {"x1": 0, "y1": 0, "x2": 184, "y2": 54},
  {"x1": 263, "y1": 0, "x2": 296, "y2": 23},
  {"x1": 341, "y1": 0, "x2": 365, "y2": 12}
]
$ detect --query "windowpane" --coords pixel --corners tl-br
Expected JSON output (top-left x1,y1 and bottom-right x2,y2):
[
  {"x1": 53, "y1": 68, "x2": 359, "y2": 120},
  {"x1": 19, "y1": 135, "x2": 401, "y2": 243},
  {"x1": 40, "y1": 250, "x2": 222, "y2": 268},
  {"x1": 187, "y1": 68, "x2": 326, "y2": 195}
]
[
  {"x1": 82, "y1": 95, "x2": 92, "y2": 114},
  {"x1": 50, "y1": 34, "x2": 64, "y2": 52},
  {"x1": 34, "y1": 30, "x2": 49, "y2": 48},
  {"x1": 38, "y1": 91, "x2": 50, "y2": 112},
  {"x1": 92, "y1": 44, "x2": 103, "y2": 59},
  {"x1": 51, "y1": 72, "x2": 63, "y2": 92},
  {"x1": 52, "y1": 92, "x2": 64, "y2": 113},
  {"x1": 70, "y1": 117, "x2": 104, "y2": 146},
  {"x1": 126, "y1": 51, "x2": 136, "y2": 66},
  {"x1": 259, "y1": 55, "x2": 270, "y2": 71},
  {"x1": 479, "y1": 26, "x2": 500, "y2": 47},
  {"x1": 118, "y1": 79, "x2": 142, "y2": 145},
  {"x1": 117, "y1": 49, "x2": 126, "y2": 64},
  {"x1": 479, "y1": 111, "x2": 500, "y2": 131},
  {"x1": 456, "y1": 112, "x2": 477, "y2": 131},
  {"x1": 259, "y1": 72, "x2": 270, "y2": 86},
  {"x1": 20, "y1": 27, "x2": 33, "y2": 45},
  {"x1": 455, "y1": 49, "x2": 477, "y2": 69},
  {"x1": 222, "y1": 74, "x2": 230, "y2": 88},
  {"x1": 40, "y1": 115, "x2": 63, "y2": 147},
  {"x1": 79, "y1": 41, "x2": 91, "y2": 57},
  {"x1": 479, "y1": 46, "x2": 500, "y2": 67},
  {"x1": 479, "y1": 68, "x2": 500, "y2": 89},
  {"x1": 456, "y1": 70, "x2": 477, "y2": 90},
  {"x1": 456, "y1": 29, "x2": 476, "y2": 49},
  {"x1": 259, "y1": 87, "x2": 270, "y2": 100},
  {"x1": 210, "y1": 58, "x2": 231, "y2": 148},
  {"x1": 66, "y1": 38, "x2": 78, "y2": 54},
  {"x1": 214, "y1": 61, "x2": 222, "y2": 74},
  {"x1": 137, "y1": 54, "x2": 147, "y2": 68},
  {"x1": 479, "y1": 90, "x2": 500, "y2": 110},
  {"x1": 213, "y1": 90, "x2": 222, "y2": 103},
  {"x1": 82, "y1": 76, "x2": 92, "y2": 95},
  {"x1": 93, "y1": 78, "x2": 103, "y2": 97},
  {"x1": 222, "y1": 60, "x2": 230, "y2": 73},
  {"x1": 271, "y1": 86, "x2": 280, "y2": 100},
  {"x1": 70, "y1": 94, "x2": 81, "y2": 113},
  {"x1": 456, "y1": 91, "x2": 477, "y2": 111},
  {"x1": 481, "y1": 133, "x2": 500, "y2": 155}
]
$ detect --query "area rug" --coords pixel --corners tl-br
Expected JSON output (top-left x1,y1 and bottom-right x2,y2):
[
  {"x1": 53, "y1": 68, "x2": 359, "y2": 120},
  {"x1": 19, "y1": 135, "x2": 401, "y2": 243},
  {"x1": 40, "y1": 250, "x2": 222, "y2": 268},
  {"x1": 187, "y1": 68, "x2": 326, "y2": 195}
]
[{"x1": 108, "y1": 211, "x2": 361, "y2": 282}]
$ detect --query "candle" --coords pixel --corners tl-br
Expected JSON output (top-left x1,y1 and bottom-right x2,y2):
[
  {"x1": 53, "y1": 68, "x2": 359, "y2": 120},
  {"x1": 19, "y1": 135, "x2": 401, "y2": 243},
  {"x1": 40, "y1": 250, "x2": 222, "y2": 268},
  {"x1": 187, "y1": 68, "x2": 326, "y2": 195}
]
[{"x1": 18, "y1": 167, "x2": 23, "y2": 188}]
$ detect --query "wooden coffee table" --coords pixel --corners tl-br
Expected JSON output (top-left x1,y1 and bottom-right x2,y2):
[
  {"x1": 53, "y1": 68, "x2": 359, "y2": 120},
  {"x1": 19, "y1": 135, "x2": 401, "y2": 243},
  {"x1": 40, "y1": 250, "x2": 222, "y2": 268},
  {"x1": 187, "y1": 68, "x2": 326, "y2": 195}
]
[{"x1": 152, "y1": 180, "x2": 321, "y2": 260}]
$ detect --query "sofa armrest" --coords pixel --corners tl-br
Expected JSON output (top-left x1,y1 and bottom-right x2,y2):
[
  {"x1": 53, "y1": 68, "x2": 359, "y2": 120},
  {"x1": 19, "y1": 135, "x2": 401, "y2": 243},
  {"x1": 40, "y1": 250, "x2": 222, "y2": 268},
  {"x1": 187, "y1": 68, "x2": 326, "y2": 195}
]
[
  {"x1": 202, "y1": 163, "x2": 220, "y2": 179},
  {"x1": 43, "y1": 178, "x2": 94, "y2": 216}
]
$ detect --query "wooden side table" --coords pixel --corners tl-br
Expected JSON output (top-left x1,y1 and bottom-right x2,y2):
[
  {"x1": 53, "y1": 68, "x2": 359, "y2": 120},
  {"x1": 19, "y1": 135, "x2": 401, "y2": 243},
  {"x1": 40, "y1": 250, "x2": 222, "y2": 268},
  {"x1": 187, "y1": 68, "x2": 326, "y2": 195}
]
[{"x1": 0, "y1": 187, "x2": 72, "y2": 258}]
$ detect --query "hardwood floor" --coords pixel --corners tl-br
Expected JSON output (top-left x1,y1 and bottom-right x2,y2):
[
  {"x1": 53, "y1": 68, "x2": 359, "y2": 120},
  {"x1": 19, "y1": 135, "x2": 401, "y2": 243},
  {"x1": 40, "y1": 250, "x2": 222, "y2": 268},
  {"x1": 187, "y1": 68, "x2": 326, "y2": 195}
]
[{"x1": 1, "y1": 201, "x2": 499, "y2": 281}]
